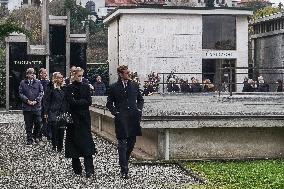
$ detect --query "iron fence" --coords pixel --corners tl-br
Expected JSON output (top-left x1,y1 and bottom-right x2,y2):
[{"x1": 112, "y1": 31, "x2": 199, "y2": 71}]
[{"x1": 155, "y1": 67, "x2": 284, "y2": 96}]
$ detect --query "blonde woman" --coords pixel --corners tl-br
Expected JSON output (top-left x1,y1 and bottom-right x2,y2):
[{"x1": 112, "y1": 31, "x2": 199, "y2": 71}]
[
  {"x1": 43, "y1": 72, "x2": 67, "y2": 152},
  {"x1": 65, "y1": 67, "x2": 96, "y2": 178}
]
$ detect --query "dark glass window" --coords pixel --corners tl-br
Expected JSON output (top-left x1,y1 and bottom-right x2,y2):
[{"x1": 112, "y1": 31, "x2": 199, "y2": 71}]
[
  {"x1": 202, "y1": 15, "x2": 236, "y2": 50},
  {"x1": 49, "y1": 25, "x2": 66, "y2": 76}
]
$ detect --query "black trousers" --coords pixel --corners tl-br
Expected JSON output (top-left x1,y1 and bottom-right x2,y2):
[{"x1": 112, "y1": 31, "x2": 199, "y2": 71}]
[
  {"x1": 23, "y1": 111, "x2": 42, "y2": 142},
  {"x1": 50, "y1": 121, "x2": 64, "y2": 151},
  {"x1": 41, "y1": 110, "x2": 51, "y2": 139},
  {"x1": 72, "y1": 156, "x2": 94, "y2": 174},
  {"x1": 117, "y1": 136, "x2": 136, "y2": 174}
]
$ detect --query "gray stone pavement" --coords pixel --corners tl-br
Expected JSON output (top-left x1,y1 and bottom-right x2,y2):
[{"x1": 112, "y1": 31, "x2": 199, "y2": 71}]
[{"x1": 0, "y1": 114, "x2": 195, "y2": 189}]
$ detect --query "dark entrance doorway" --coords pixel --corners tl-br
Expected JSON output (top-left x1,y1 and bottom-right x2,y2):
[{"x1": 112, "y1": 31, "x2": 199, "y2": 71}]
[
  {"x1": 9, "y1": 42, "x2": 46, "y2": 110},
  {"x1": 49, "y1": 25, "x2": 66, "y2": 76},
  {"x1": 202, "y1": 59, "x2": 236, "y2": 92}
]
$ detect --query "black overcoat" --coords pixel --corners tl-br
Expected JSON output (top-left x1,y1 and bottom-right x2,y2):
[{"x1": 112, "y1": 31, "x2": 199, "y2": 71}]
[
  {"x1": 65, "y1": 81, "x2": 97, "y2": 158},
  {"x1": 106, "y1": 79, "x2": 144, "y2": 139},
  {"x1": 43, "y1": 84, "x2": 67, "y2": 122}
]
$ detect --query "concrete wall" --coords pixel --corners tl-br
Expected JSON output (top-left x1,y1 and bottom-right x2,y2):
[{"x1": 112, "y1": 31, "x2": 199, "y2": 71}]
[
  {"x1": 254, "y1": 34, "x2": 284, "y2": 91},
  {"x1": 91, "y1": 95, "x2": 284, "y2": 160},
  {"x1": 91, "y1": 108, "x2": 284, "y2": 160},
  {"x1": 169, "y1": 128, "x2": 284, "y2": 159},
  {"x1": 116, "y1": 14, "x2": 203, "y2": 84},
  {"x1": 236, "y1": 16, "x2": 249, "y2": 92}
]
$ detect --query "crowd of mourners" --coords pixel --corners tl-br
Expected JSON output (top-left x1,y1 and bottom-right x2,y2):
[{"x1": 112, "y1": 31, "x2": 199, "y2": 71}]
[
  {"x1": 142, "y1": 73, "x2": 284, "y2": 95},
  {"x1": 143, "y1": 75, "x2": 215, "y2": 95},
  {"x1": 19, "y1": 66, "x2": 106, "y2": 179},
  {"x1": 242, "y1": 76, "x2": 283, "y2": 92},
  {"x1": 18, "y1": 65, "x2": 143, "y2": 180}
]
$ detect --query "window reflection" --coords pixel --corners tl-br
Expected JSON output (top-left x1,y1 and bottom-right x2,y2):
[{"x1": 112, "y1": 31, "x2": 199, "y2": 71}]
[{"x1": 202, "y1": 15, "x2": 236, "y2": 50}]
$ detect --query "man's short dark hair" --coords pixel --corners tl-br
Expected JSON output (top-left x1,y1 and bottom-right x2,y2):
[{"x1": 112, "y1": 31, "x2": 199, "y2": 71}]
[{"x1": 117, "y1": 65, "x2": 128, "y2": 74}]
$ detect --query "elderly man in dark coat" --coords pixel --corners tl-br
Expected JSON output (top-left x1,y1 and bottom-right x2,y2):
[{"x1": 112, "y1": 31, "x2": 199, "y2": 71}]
[
  {"x1": 106, "y1": 65, "x2": 144, "y2": 179},
  {"x1": 65, "y1": 67, "x2": 97, "y2": 178},
  {"x1": 19, "y1": 68, "x2": 44, "y2": 145}
]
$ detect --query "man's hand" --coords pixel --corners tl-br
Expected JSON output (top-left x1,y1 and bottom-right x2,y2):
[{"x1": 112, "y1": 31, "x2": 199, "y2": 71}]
[
  {"x1": 27, "y1": 100, "x2": 37, "y2": 106},
  {"x1": 27, "y1": 100, "x2": 33, "y2": 105}
]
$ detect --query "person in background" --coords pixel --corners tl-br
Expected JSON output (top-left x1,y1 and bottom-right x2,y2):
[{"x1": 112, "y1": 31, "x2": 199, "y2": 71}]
[
  {"x1": 257, "y1": 76, "x2": 269, "y2": 92},
  {"x1": 180, "y1": 79, "x2": 190, "y2": 93},
  {"x1": 276, "y1": 79, "x2": 283, "y2": 92},
  {"x1": 190, "y1": 77, "x2": 202, "y2": 93},
  {"x1": 106, "y1": 65, "x2": 144, "y2": 179},
  {"x1": 44, "y1": 72, "x2": 66, "y2": 152},
  {"x1": 39, "y1": 68, "x2": 51, "y2": 140},
  {"x1": 19, "y1": 68, "x2": 43, "y2": 145},
  {"x1": 167, "y1": 78, "x2": 180, "y2": 92},
  {"x1": 93, "y1": 75, "x2": 106, "y2": 96},
  {"x1": 65, "y1": 67, "x2": 97, "y2": 178},
  {"x1": 203, "y1": 79, "x2": 215, "y2": 92},
  {"x1": 142, "y1": 81, "x2": 155, "y2": 96}
]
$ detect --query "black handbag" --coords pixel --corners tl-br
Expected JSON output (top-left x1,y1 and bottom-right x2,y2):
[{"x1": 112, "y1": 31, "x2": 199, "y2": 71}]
[
  {"x1": 56, "y1": 112, "x2": 73, "y2": 129},
  {"x1": 55, "y1": 92, "x2": 73, "y2": 129}
]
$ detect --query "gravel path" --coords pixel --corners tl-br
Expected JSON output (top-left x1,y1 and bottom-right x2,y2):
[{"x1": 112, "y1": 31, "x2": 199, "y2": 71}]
[{"x1": 0, "y1": 114, "x2": 195, "y2": 189}]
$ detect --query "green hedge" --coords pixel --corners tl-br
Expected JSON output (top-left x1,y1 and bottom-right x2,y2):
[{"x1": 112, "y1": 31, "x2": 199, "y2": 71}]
[
  {"x1": 0, "y1": 48, "x2": 6, "y2": 107},
  {"x1": 86, "y1": 64, "x2": 109, "y2": 93}
]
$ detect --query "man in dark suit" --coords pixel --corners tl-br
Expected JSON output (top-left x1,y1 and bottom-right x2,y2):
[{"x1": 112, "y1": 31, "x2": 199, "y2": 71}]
[
  {"x1": 19, "y1": 68, "x2": 44, "y2": 145},
  {"x1": 106, "y1": 65, "x2": 144, "y2": 179}
]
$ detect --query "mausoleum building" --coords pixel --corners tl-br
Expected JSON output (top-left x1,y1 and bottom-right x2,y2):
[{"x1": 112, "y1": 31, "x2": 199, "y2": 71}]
[{"x1": 104, "y1": 6, "x2": 252, "y2": 92}]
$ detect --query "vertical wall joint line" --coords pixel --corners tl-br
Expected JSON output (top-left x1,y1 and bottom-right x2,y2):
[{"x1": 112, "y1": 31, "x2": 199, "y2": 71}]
[{"x1": 165, "y1": 129, "x2": 170, "y2": 160}]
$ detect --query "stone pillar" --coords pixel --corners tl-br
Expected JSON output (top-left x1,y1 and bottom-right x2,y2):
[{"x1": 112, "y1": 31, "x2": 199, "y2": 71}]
[
  {"x1": 236, "y1": 16, "x2": 249, "y2": 92},
  {"x1": 5, "y1": 41, "x2": 9, "y2": 111},
  {"x1": 42, "y1": 0, "x2": 50, "y2": 78},
  {"x1": 66, "y1": 10, "x2": 71, "y2": 77}
]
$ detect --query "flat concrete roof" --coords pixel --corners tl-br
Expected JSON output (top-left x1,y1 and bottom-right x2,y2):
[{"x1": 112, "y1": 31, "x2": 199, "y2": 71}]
[
  {"x1": 251, "y1": 11, "x2": 284, "y2": 25},
  {"x1": 103, "y1": 6, "x2": 253, "y2": 24}
]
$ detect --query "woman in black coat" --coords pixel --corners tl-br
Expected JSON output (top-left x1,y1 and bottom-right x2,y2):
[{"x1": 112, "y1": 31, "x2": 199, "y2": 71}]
[
  {"x1": 65, "y1": 67, "x2": 97, "y2": 178},
  {"x1": 44, "y1": 72, "x2": 66, "y2": 152}
]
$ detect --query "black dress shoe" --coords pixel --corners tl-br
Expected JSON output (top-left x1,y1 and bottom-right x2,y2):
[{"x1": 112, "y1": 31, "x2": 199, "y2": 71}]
[
  {"x1": 27, "y1": 140, "x2": 33, "y2": 145},
  {"x1": 74, "y1": 171, "x2": 82, "y2": 176},
  {"x1": 120, "y1": 172, "x2": 129, "y2": 179},
  {"x1": 34, "y1": 138, "x2": 39, "y2": 144},
  {"x1": 85, "y1": 172, "x2": 93, "y2": 178}
]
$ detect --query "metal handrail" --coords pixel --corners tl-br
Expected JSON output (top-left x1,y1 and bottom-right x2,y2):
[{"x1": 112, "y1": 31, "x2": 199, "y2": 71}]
[{"x1": 153, "y1": 67, "x2": 284, "y2": 96}]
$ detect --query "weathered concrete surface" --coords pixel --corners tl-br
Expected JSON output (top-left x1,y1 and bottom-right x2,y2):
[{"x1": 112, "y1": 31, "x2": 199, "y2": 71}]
[
  {"x1": 253, "y1": 33, "x2": 284, "y2": 91},
  {"x1": 93, "y1": 93, "x2": 284, "y2": 117},
  {"x1": 91, "y1": 94, "x2": 284, "y2": 160}
]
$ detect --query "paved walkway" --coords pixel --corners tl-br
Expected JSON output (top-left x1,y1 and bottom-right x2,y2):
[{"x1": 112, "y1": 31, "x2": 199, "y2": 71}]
[{"x1": 0, "y1": 114, "x2": 195, "y2": 189}]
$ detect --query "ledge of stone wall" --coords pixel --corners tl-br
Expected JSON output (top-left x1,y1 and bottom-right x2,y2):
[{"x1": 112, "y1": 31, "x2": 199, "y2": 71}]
[{"x1": 92, "y1": 93, "x2": 284, "y2": 117}]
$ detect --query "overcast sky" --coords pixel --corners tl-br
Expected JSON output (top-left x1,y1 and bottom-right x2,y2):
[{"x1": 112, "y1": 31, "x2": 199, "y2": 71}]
[{"x1": 7, "y1": 0, "x2": 283, "y2": 10}]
